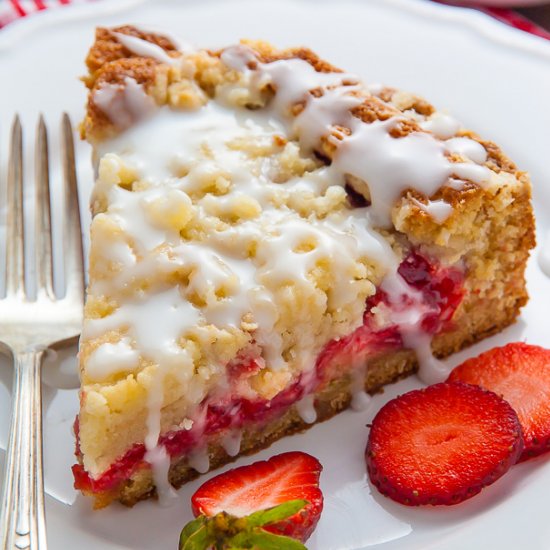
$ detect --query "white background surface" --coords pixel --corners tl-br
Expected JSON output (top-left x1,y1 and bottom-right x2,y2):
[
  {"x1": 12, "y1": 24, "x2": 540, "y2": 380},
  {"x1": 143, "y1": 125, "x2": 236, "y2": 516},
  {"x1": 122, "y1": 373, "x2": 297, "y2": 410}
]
[{"x1": 0, "y1": 0, "x2": 549, "y2": 548}]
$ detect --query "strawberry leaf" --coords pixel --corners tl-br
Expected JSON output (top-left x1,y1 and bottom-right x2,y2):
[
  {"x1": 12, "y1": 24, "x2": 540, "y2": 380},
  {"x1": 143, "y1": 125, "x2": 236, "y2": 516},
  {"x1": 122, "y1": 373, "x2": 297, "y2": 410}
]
[
  {"x1": 179, "y1": 500, "x2": 310, "y2": 549},
  {"x1": 245, "y1": 500, "x2": 307, "y2": 528},
  {"x1": 179, "y1": 516, "x2": 214, "y2": 550},
  {"x1": 229, "y1": 529, "x2": 307, "y2": 549}
]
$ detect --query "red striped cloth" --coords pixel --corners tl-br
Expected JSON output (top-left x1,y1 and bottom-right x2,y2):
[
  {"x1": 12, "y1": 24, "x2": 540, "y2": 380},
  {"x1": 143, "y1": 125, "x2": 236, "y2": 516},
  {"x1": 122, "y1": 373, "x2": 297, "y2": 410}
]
[
  {"x1": 0, "y1": 0, "x2": 549, "y2": 41},
  {"x1": 0, "y1": 0, "x2": 93, "y2": 29},
  {"x1": 478, "y1": 6, "x2": 550, "y2": 40},
  {"x1": 435, "y1": 1, "x2": 550, "y2": 40}
]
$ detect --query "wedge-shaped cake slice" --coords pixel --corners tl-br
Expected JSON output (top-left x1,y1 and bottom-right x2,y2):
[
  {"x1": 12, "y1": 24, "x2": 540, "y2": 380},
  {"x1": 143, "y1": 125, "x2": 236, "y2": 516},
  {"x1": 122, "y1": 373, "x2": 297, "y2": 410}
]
[{"x1": 74, "y1": 27, "x2": 535, "y2": 507}]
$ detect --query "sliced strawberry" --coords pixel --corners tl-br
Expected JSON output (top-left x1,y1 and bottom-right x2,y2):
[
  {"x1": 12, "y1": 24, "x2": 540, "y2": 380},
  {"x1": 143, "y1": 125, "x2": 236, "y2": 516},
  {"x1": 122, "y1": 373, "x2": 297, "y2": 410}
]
[
  {"x1": 366, "y1": 382, "x2": 523, "y2": 506},
  {"x1": 448, "y1": 342, "x2": 550, "y2": 462},
  {"x1": 191, "y1": 451, "x2": 323, "y2": 543}
]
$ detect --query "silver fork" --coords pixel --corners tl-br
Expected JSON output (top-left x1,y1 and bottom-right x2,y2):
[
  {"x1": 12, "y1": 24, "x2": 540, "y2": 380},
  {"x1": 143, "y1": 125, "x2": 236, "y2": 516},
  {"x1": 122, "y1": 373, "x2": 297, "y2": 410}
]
[{"x1": 0, "y1": 115, "x2": 84, "y2": 550}]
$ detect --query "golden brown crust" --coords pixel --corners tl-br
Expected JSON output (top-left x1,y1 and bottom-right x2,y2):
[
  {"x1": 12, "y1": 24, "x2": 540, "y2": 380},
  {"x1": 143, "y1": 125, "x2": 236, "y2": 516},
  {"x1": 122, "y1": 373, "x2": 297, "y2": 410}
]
[
  {"x1": 374, "y1": 86, "x2": 435, "y2": 117},
  {"x1": 246, "y1": 44, "x2": 342, "y2": 74},
  {"x1": 85, "y1": 26, "x2": 177, "y2": 85}
]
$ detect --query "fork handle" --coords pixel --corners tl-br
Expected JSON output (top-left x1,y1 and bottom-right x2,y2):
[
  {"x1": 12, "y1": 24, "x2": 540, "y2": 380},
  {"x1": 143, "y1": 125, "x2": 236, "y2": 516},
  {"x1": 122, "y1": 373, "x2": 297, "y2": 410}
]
[{"x1": 1, "y1": 350, "x2": 47, "y2": 550}]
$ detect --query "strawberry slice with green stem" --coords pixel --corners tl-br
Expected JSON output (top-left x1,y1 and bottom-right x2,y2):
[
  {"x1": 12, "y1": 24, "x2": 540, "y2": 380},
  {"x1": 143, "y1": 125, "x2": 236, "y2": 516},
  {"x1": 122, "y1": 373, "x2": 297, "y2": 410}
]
[
  {"x1": 180, "y1": 451, "x2": 323, "y2": 548},
  {"x1": 366, "y1": 382, "x2": 524, "y2": 506},
  {"x1": 448, "y1": 342, "x2": 550, "y2": 461}
]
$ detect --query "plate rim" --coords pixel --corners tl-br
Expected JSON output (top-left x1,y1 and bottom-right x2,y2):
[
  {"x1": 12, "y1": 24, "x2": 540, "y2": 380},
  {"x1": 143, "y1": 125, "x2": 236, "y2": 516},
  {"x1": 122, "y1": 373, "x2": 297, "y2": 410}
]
[
  {"x1": 1, "y1": 0, "x2": 550, "y2": 63},
  {"x1": 0, "y1": 1, "x2": 549, "y2": 549}
]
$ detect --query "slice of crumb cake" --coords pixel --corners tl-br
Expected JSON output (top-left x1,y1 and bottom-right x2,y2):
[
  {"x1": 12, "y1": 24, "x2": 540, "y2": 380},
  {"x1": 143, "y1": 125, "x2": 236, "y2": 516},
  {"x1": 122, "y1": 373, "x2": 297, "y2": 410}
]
[{"x1": 73, "y1": 26, "x2": 535, "y2": 508}]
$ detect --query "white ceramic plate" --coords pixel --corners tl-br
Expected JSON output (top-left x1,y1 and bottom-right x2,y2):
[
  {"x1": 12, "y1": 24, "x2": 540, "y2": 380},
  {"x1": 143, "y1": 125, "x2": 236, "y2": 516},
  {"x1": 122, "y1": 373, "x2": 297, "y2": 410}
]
[{"x1": 1, "y1": 1, "x2": 550, "y2": 548}]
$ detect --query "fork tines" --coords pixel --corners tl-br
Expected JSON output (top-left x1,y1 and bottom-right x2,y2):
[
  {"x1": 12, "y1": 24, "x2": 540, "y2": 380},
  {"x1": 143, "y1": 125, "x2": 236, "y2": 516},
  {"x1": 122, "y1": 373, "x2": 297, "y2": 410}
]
[
  {"x1": 2, "y1": 114, "x2": 85, "y2": 304},
  {"x1": 5, "y1": 116, "x2": 24, "y2": 298}
]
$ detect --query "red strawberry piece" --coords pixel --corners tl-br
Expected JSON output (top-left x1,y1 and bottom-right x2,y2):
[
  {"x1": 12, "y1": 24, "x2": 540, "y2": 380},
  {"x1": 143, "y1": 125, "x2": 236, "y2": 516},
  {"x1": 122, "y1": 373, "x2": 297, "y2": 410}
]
[
  {"x1": 227, "y1": 355, "x2": 263, "y2": 380},
  {"x1": 191, "y1": 451, "x2": 323, "y2": 542},
  {"x1": 397, "y1": 251, "x2": 465, "y2": 334},
  {"x1": 448, "y1": 342, "x2": 550, "y2": 462},
  {"x1": 366, "y1": 382, "x2": 523, "y2": 506}
]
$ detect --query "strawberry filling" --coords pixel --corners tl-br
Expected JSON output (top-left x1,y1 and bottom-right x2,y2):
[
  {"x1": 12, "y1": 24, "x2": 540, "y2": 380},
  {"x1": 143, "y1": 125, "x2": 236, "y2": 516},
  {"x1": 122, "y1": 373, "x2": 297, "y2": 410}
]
[{"x1": 73, "y1": 251, "x2": 464, "y2": 494}]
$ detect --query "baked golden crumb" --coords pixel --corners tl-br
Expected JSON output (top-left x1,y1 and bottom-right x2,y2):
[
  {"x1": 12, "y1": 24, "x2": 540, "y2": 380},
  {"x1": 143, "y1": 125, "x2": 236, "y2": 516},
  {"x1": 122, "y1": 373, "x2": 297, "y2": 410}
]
[{"x1": 74, "y1": 26, "x2": 535, "y2": 508}]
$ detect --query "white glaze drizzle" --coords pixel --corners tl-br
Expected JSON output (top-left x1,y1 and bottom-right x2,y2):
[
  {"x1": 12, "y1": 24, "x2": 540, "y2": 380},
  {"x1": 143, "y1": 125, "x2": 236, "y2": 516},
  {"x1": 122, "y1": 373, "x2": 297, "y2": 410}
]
[
  {"x1": 420, "y1": 112, "x2": 460, "y2": 140},
  {"x1": 122, "y1": 25, "x2": 191, "y2": 53},
  {"x1": 85, "y1": 338, "x2": 140, "y2": 381},
  {"x1": 84, "y1": 288, "x2": 201, "y2": 362},
  {"x1": 292, "y1": 87, "x2": 363, "y2": 153},
  {"x1": 351, "y1": 390, "x2": 371, "y2": 412},
  {"x1": 447, "y1": 177, "x2": 466, "y2": 190},
  {"x1": 112, "y1": 31, "x2": 179, "y2": 66},
  {"x1": 144, "y1": 445, "x2": 177, "y2": 505},
  {"x1": 445, "y1": 137, "x2": 487, "y2": 164},
  {"x1": 334, "y1": 118, "x2": 452, "y2": 228},
  {"x1": 365, "y1": 82, "x2": 384, "y2": 95},
  {"x1": 379, "y1": 271, "x2": 449, "y2": 384},
  {"x1": 96, "y1": 101, "x2": 286, "y2": 182},
  {"x1": 402, "y1": 331, "x2": 449, "y2": 385},
  {"x1": 188, "y1": 447, "x2": 210, "y2": 474},
  {"x1": 221, "y1": 430, "x2": 243, "y2": 457},
  {"x1": 296, "y1": 394, "x2": 317, "y2": 424},
  {"x1": 450, "y1": 162, "x2": 490, "y2": 184},
  {"x1": 411, "y1": 198, "x2": 453, "y2": 224},
  {"x1": 94, "y1": 76, "x2": 156, "y2": 130}
]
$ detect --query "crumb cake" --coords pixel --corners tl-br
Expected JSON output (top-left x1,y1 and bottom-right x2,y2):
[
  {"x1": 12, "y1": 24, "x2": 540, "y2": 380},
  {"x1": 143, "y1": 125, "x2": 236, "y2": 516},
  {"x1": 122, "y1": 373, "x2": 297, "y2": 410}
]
[{"x1": 73, "y1": 26, "x2": 535, "y2": 508}]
